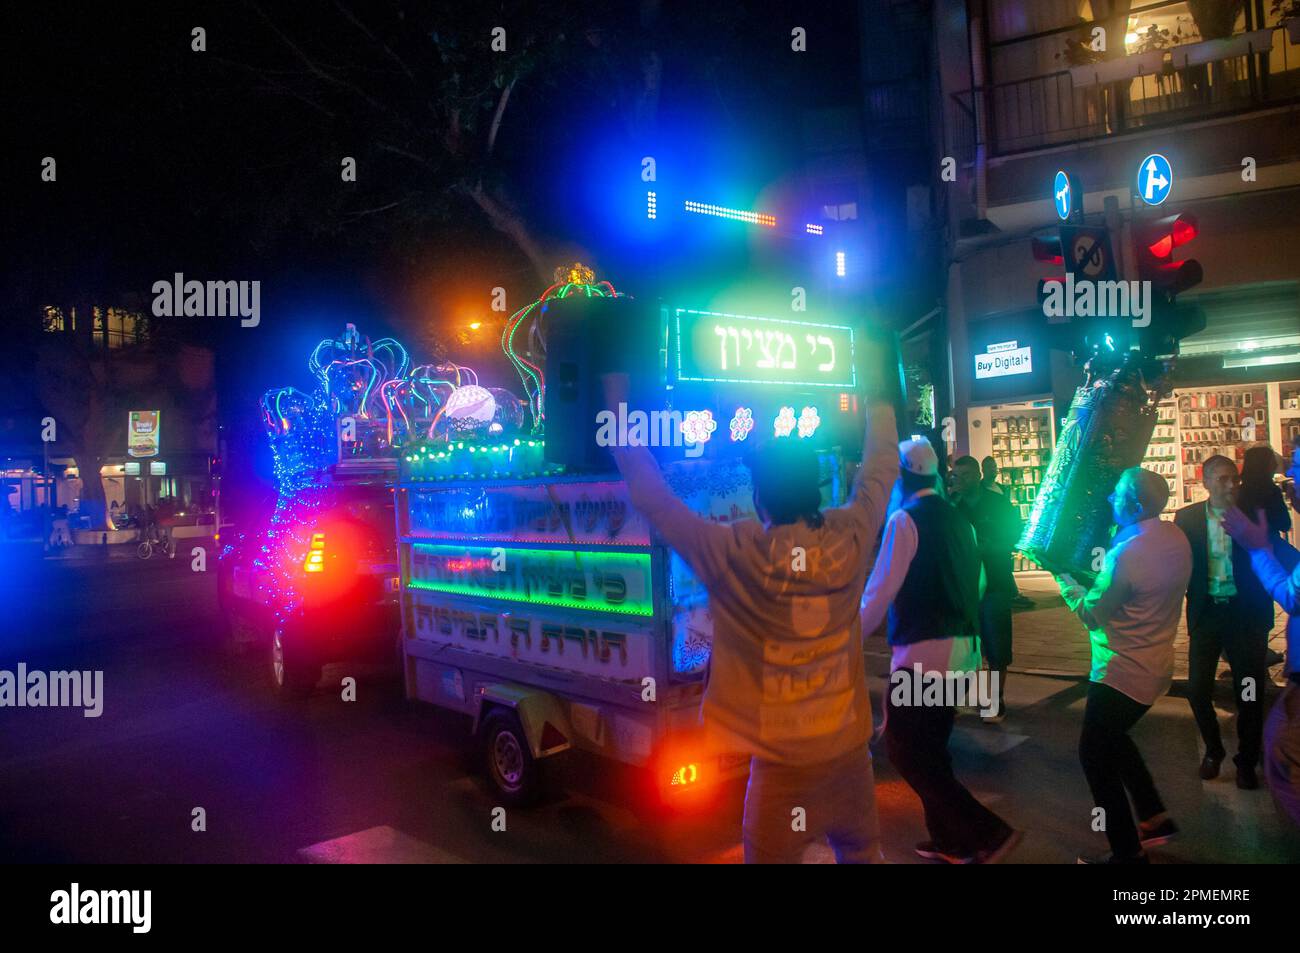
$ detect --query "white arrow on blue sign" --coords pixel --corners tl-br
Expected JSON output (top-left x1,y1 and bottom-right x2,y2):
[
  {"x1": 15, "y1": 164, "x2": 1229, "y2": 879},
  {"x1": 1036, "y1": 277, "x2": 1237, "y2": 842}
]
[
  {"x1": 1137, "y1": 153, "x2": 1173, "y2": 206},
  {"x1": 1054, "y1": 170, "x2": 1072, "y2": 221}
]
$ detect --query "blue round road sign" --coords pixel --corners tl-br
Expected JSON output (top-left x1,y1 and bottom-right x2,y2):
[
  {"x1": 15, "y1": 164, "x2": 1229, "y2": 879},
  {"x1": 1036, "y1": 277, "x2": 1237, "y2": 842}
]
[
  {"x1": 1137, "y1": 153, "x2": 1173, "y2": 206},
  {"x1": 1053, "y1": 170, "x2": 1072, "y2": 221}
]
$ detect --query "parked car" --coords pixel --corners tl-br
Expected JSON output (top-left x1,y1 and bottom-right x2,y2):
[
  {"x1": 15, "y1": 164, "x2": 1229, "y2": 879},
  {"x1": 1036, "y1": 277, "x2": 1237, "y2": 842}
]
[{"x1": 217, "y1": 478, "x2": 399, "y2": 698}]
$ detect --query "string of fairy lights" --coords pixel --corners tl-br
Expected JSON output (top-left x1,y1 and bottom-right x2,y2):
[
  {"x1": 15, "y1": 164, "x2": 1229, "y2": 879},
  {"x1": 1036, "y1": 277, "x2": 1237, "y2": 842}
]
[
  {"x1": 501, "y1": 262, "x2": 621, "y2": 430},
  {"x1": 246, "y1": 267, "x2": 617, "y2": 617}
]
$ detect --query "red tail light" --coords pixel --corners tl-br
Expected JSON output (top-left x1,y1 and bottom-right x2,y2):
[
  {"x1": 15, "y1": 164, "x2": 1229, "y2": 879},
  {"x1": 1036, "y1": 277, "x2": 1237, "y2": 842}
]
[
  {"x1": 303, "y1": 532, "x2": 326, "y2": 573},
  {"x1": 670, "y1": 763, "x2": 701, "y2": 786}
]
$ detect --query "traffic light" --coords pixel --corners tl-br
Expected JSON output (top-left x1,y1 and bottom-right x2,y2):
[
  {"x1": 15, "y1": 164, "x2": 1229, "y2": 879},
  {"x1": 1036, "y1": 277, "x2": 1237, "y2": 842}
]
[
  {"x1": 1032, "y1": 233, "x2": 1065, "y2": 308},
  {"x1": 1133, "y1": 212, "x2": 1205, "y2": 355},
  {"x1": 1134, "y1": 212, "x2": 1202, "y2": 302}
]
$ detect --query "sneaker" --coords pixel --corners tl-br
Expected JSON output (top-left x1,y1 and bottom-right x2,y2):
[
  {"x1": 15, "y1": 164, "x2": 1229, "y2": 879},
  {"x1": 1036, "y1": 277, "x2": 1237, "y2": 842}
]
[
  {"x1": 1077, "y1": 850, "x2": 1149, "y2": 865},
  {"x1": 1138, "y1": 813, "x2": 1179, "y2": 848},
  {"x1": 973, "y1": 828, "x2": 1023, "y2": 864},
  {"x1": 914, "y1": 841, "x2": 974, "y2": 864},
  {"x1": 1010, "y1": 595, "x2": 1034, "y2": 609}
]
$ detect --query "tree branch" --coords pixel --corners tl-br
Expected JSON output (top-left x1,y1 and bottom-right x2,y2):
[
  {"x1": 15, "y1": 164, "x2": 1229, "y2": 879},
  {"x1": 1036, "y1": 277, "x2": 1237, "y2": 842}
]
[
  {"x1": 246, "y1": 0, "x2": 399, "y2": 121},
  {"x1": 331, "y1": 0, "x2": 417, "y2": 82},
  {"x1": 462, "y1": 183, "x2": 552, "y2": 285},
  {"x1": 486, "y1": 79, "x2": 516, "y2": 156}
]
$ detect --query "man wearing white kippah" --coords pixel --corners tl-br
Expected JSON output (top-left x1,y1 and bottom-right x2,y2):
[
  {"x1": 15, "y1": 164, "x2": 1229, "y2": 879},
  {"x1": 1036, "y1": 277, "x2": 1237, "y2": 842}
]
[{"x1": 861, "y1": 436, "x2": 1021, "y2": 865}]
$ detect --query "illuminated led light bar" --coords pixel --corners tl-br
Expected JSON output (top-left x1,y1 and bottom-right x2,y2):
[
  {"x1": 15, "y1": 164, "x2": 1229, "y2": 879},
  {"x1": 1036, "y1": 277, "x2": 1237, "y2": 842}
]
[
  {"x1": 646, "y1": 190, "x2": 657, "y2": 220},
  {"x1": 409, "y1": 543, "x2": 654, "y2": 617},
  {"x1": 835, "y1": 251, "x2": 846, "y2": 277},
  {"x1": 805, "y1": 223, "x2": 823, "y2": 235},
  {"x1": 683, "y1": 200, "x2": 775, "y2": 228}
]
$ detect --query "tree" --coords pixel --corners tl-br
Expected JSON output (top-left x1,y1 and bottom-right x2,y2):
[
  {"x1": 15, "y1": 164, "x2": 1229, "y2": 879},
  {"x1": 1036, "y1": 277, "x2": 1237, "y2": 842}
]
[
  {"x1": 197, "y1": 1, "x2": 618, "y2": 282},
  {"x1": 193, "y1": 0, "x2": 785, "y2": 282}
]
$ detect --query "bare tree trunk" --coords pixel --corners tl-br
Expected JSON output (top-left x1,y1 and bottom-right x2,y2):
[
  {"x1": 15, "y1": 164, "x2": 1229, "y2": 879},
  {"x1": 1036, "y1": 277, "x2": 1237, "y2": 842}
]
[
  {"x1": 465, "y1": 183, "x2": 554, "y2": 285},
  {"x1": 74, "y1": 449, "x2": 111, "y2": 532}
]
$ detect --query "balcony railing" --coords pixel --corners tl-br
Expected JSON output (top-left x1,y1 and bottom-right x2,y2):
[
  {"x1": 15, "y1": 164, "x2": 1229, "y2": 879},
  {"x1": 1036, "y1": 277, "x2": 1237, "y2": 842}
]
[{"x1": 952, "y1": 25, "x2": 1300, "y2": 158}]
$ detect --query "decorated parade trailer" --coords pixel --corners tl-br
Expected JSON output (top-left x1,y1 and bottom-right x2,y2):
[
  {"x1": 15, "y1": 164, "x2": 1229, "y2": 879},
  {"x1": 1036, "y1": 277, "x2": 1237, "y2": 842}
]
[
  {"x1": 219, "y1": 324, "x2": 514, "y2": 697},
  {"x1": 395, "y1": 266, "x2": 868, "y2": 804}
]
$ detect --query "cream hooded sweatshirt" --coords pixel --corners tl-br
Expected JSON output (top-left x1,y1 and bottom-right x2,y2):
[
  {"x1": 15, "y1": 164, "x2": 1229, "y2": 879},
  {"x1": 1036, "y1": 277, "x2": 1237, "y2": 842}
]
[{"x1": 612, "y1": 403, "x2": 897, "y2": 765}]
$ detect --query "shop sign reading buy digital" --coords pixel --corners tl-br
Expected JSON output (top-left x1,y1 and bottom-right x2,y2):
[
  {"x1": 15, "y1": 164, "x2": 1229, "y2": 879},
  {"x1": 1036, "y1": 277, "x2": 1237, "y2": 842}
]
[{"x1": 974, "y1": 340, "x2": 1033, "y2": 380}]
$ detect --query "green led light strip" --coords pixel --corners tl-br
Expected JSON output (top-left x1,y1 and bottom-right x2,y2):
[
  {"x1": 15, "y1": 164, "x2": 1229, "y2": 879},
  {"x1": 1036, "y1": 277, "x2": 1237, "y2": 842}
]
[{"x1": 409, "y1": 543, "x2": 654, "y2": 617}]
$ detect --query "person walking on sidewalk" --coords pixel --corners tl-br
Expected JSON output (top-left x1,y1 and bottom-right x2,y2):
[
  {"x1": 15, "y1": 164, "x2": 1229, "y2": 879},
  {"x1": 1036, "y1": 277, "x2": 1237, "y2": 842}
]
[
  {"x1": 951, "y1": 455, "x2": 1022, "y2": 720},
  {"x1": 1225, "y1": 462, "x2": 1300, "y2": 828},
  {"x1": 861, "y1": 437, "x2": 1021, "y2": 864},
  {"x1": 604, "y1": 373, "x2": 898, "y2": 863},
  {"x1": 1055, "y1": 467, "x2": 1191, "y2": 864},
  {"x1": 982, "y1": 455, "x2": 1034, "y2": 608},
  {"x1": 1174, "y1": 454, "x2": 1275, "y2": 789}
]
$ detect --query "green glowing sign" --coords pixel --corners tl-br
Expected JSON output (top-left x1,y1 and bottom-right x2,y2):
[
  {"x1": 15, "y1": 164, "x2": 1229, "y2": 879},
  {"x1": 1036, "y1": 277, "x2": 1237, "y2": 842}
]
[
  {"x1": 408, "y1": 543, "x2": 653, "y2": 617},
  {"x1": 674, "y1": 308, "x2": 856, "y2": 388}
]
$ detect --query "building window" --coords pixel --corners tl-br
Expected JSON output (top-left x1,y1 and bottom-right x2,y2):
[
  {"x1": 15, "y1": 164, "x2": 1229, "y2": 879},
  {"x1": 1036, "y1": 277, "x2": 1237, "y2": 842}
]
[
  {"x1": 92, "y1": 307, "x2": 147, "y2": 349},
  {"x1": 42, "y1": 306, "x2": 66, "y2": 332}
]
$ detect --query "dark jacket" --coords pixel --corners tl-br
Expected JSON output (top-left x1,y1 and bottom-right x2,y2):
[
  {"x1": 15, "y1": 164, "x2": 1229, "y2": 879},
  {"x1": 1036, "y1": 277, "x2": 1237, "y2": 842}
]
[
  {"x1": 888, "y1": 494, "x2": 982, "y2": 646},
  {"x1": 1174, "y1": 501, "x2": 1274, "y2": 633},
  {"x1": 956, "y1": 486, "x2": 1022, "y2": 596}
]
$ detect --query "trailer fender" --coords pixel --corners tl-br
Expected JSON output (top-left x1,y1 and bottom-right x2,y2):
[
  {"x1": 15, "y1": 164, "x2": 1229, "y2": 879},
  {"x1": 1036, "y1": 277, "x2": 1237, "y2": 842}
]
[{"x1": 473, "y1": 684, "x2": 574, "y2": 759}]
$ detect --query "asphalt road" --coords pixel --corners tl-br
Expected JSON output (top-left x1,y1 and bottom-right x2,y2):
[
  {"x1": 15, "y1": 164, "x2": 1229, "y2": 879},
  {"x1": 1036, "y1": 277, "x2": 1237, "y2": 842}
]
[{"x1": 2, "y1": 544, "x2": 1298, "y2": 864}]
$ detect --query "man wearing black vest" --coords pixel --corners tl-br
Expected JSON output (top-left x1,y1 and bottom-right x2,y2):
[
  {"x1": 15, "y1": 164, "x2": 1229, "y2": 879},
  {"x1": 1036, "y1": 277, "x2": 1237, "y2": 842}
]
[
  {"x1": 861, "y1": 437, "x2": 1021, "y2": 864},
  {"x1": 1174, "y1": 454, "x2": 1275, "y2": 789}
]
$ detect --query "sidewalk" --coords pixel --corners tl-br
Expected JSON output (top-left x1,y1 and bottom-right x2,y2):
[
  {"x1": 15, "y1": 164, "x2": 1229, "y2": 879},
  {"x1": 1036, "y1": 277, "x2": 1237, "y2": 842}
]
[
  {"x1": 40, "y1": 537, "x2": 219, "y2": 562},
  {"x1": 1010, "y1": 571, "x2": 1290, "y2": 683}
]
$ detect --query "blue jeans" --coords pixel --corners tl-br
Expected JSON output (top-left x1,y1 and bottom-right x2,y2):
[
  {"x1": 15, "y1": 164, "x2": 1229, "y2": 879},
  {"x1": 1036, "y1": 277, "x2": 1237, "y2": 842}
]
[{"x1": 742, "y1": 744, "x2": 884, "y2": 864}]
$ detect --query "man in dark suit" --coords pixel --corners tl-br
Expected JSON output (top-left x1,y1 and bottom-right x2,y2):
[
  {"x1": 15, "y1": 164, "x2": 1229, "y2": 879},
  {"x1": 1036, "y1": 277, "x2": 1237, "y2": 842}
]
[{"x1": 1174, "y1": 455, "x2": 1275, "y2": 789}]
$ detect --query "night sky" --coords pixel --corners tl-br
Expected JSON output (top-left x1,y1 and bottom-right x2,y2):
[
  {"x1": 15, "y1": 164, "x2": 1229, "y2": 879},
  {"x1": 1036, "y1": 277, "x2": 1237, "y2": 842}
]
[{"x1": 5, "y1": 0, "x2": 863, "y2": 500}]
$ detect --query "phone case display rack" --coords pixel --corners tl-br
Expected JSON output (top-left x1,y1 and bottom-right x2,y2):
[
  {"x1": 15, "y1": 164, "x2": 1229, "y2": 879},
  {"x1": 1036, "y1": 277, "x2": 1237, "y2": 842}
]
[{"x1": 989, "y1": 406, "x2": 1054, "y2": 573}]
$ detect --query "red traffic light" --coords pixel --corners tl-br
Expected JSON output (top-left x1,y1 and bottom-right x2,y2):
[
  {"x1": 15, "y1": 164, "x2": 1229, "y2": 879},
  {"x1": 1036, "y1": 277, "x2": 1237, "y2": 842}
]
[
  {"x1": 1139, "y1": 213, "x2": 1198, "y2": 260},
  {"x1": 1031, "y1": 236, "x2": 1064, "y2": 265},
  {"x1": 1135, "y1": 212, "x2": 1202, "y2": 300}
]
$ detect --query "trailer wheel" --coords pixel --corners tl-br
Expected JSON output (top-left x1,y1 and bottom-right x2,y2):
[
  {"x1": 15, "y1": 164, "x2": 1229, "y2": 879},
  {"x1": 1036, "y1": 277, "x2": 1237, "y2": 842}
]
[
  {"x1": 482, "y1": 709, "x2": 541, "y2": 807},
  {"x1": 270, "y1": 627, "x2": 319, "y2": 699}
]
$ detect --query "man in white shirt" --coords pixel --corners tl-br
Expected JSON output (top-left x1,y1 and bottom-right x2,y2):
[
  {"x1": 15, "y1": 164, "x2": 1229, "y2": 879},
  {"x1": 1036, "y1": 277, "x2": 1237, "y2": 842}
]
[
  {"x1": 861, "y1": 437, "x2": 1020, "y2": 864},
  {"x1": 1056, "y1": 467, "x2": 1192, "y2": 864}
]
